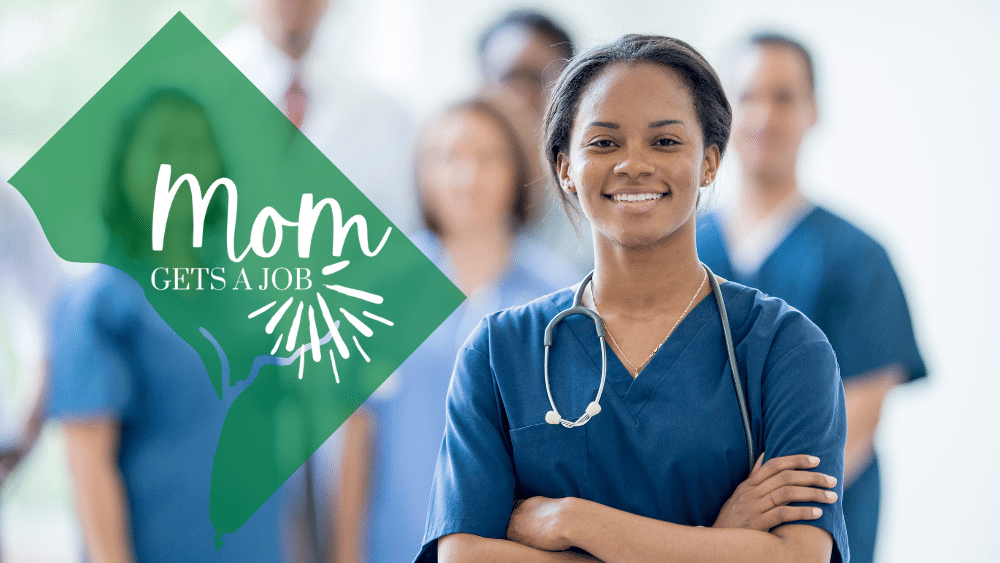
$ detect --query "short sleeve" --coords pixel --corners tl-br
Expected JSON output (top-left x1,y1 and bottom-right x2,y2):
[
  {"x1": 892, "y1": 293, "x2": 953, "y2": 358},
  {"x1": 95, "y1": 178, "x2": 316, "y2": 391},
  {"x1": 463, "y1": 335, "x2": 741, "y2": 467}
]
[
  {"x1": 761, "y1": 338, "x2": 850, "y2": 563},
  {"x1": 414, "y1": 319, "x2": 516, "y2": 563},
  {"x1": 46, "y1": 270, "x2": 138, "y2": 421},
  {"x1": 823, "y1": 243, "x2": 926, "y2": 383}
]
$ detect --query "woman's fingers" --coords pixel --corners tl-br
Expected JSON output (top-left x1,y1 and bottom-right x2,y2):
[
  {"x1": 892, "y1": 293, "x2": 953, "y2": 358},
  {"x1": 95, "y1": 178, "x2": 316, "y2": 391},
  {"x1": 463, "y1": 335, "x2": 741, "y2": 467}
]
[
  {"x1": 753, "y1": 468, "x2": 837, "y2": 500},
  {"x1": 759, "y1": 505, "x2": 825, "y2": 531},
  {"x1": 764, "y1": 485, "x2": 837, "y2": 510},
  {"x1": 746, "y1": 454, "x2": 820, "y2": 486}
]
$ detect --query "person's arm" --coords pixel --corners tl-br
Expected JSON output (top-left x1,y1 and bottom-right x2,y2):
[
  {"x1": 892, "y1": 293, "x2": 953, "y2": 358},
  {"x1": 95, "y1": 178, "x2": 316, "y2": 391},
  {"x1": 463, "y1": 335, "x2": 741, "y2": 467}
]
[
  {"x1": 437, "y1": 453, "x2": 838, "y2": 563},
  {"x1": 439, "y1": 533, "x2": 601, "y2": 563},
  {"x1": 843, "y1": 365, "x2": 904, "y2": 486},
  {"x1": 331, "y1": 410, "x2": 375, "y2": 563},
  {"x1": 0, "y1": 363, "x2": 49, "y2": 486},
  {"x1": 64, "y1": 420, "x2": 135, "y2": 563},
  {"x1": 506, "y1": 496, "x2": 830, "y2": 563}
]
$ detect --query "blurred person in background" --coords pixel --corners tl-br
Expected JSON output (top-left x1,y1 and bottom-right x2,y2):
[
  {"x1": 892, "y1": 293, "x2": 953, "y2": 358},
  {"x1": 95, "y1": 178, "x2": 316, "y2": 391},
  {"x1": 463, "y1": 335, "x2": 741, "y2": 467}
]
[
  {"x1": 333, "y1": 92, "x2": 579, "y2": 563},
  {"x1": 217, "y1": 3, "x2": 418, "y2": 560},
  {"x1": 697, "y1": 32, "x2": 926, "y2": 562},
  {"x1": 45, "y1": 89, "x2": 283, "y2": 563},
  {"x1": 217, "y1": 0, "x2": 418, "y2": 234},
  {"x1": 0, "y1": 176, "x2": 67, "y2": 561},
  {"x1": 478, "y1": 9, "x2": 593, "y2": 271},
  {"x1": 0, "y1": 179, "x2": 63, "y2": 484},
  {"x1": 478, "y1": 9, "x2": 574, "y2": 120}
]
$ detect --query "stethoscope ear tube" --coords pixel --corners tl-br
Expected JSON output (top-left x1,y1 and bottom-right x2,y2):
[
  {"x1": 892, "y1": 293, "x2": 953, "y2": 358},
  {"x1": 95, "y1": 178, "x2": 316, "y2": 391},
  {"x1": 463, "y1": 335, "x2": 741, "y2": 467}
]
[{"x1": 706, "y1": 265, "x2": 756, "y2": 474}]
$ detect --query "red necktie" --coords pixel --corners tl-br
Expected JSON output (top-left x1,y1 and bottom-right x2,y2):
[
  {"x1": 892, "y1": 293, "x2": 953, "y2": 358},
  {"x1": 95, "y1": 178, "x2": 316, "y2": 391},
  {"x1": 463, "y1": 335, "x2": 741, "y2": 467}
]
[{"x1": 284, "y1": 75, "x2": 307, "y2": 129}]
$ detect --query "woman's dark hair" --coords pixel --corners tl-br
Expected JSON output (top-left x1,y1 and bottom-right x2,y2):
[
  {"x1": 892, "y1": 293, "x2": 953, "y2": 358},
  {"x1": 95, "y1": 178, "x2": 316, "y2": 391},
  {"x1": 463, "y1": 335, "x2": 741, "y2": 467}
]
[
  {"x1": 746, "y1": 31, "x2": 816, "y2": 93},
  {"x1": 415, "y1": 93, "x2": 537, "y2": 236},
  {"x1": 104, "y1": 88, "x2": 226, "y2": 258},
  {"x1": 542, "y1": 34, "x2": 732, "y2": 211},
  {"x1": 478, "y1": 9, "x2": 575, "y2": 63}
]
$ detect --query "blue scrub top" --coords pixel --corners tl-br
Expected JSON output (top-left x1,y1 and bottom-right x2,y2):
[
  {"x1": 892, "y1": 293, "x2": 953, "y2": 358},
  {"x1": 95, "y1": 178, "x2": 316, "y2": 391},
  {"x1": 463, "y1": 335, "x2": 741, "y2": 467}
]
[
  {"x1": 697, "y1": 207, "x2": 926, "y2": 384},
  {"x1": 415, "y1": 281, "x2": 850, "y2": 563},
  {"x1": 47, "y1": 265, "x2": 282, "y2": 562},
  {"x1": 698, "y1": 206, "x2": 926, "y2": 563},
  {"x1": 363, "y1": 231, "x2": 579, "y2": 563}
]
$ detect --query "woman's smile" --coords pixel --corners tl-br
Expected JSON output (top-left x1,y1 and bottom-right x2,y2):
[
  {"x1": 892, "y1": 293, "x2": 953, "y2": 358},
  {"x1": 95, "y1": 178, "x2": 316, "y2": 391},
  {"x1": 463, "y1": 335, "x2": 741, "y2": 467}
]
[{"x1": 604, "y1": 189, "x2": 671, "y2": 214}]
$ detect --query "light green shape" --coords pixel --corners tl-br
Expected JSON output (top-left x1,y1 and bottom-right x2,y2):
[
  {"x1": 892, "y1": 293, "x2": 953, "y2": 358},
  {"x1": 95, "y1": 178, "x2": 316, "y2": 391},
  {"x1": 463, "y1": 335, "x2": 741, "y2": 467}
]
[{"x1": 10, "y1": 12, "x2": 464, "y2": 547}]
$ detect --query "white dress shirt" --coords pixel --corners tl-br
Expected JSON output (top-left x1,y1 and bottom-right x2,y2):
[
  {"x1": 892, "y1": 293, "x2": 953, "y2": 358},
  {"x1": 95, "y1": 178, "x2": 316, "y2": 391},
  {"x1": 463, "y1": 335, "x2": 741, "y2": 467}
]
[{"x1": 216, "y1": 24, "x2": 419, "y2": 235}]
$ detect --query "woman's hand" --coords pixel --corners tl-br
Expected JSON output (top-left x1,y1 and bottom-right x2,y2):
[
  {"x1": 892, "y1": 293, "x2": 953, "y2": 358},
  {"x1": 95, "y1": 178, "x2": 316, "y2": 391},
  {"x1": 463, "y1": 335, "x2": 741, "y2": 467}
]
[
  {"x1": 713, "y1": 453, "x2": 838, "y2": 531},
  {"x1": 506, "y1": 496, "x2": 577, "y2": 552}
]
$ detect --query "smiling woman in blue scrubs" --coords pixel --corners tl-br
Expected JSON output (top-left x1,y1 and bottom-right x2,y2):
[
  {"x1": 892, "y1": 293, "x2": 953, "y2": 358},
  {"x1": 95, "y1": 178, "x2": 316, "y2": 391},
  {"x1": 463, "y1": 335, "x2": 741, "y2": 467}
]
[
  {"x1": 416, "y1": 35, "x2": 850, "y2": 563},
  {"x1": 697, "y1": 33, "x2": 926, "y2": 563}
]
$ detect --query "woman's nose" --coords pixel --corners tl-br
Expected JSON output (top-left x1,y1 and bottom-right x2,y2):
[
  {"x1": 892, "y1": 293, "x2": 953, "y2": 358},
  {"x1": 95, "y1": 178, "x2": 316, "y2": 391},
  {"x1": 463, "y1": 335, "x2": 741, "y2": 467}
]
[{"x1": 613, "y1": 145, "x2": 655, "y2": 179}]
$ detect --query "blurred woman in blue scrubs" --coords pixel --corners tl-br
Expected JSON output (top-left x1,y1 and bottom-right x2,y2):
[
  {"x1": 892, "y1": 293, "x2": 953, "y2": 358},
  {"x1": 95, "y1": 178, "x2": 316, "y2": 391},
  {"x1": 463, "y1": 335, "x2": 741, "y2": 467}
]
[
  {"x1": 698, "y1": 33, "x2": 926, "y2": 563},
  {"x1": 418, "y1": 35, "x2": 851, "y2": 563},
  {"x1": 334, "y1": 92, "x2": 580, "y2": 563},
  {"x1": 46, "y1": 89, "x2": 283, "y2": 563}
]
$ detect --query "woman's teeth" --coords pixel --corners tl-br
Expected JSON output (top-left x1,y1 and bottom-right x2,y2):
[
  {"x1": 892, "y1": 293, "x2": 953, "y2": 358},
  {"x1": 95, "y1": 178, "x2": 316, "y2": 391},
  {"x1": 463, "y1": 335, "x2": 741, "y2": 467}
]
[{"x1": 610, "y1": 193, "x2": 664, "y2": 202}]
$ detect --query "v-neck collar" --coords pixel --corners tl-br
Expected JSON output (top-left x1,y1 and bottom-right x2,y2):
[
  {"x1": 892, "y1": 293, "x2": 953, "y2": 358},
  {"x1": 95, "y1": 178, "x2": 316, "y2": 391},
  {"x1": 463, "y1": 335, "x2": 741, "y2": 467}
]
[{"x1": 562, "y1": 287, "x2": 724, "y2": 424}]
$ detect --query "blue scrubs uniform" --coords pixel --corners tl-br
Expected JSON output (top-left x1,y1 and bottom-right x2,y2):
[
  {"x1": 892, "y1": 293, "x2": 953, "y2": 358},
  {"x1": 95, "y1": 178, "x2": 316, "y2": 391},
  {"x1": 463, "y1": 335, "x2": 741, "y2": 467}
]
[
  {"x1": 415, "y1": 281, "x2": 850, "y2": 563},
  {"x1": 47, "y1": 265, "x2": 282, "y2": 562},
  {"x1": 698, "y1": 206, "x2": 926, "y2": 563},
  {"x1": 363, "y1": 231, "x2": 579, "y2": 563}
]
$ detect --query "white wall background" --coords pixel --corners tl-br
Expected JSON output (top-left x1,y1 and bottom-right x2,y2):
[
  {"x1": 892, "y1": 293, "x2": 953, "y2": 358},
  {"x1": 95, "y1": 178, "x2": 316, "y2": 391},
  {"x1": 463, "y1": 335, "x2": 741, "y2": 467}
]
[{"x1": 1, "y1": 0, "x2": 997, "y2": 561}]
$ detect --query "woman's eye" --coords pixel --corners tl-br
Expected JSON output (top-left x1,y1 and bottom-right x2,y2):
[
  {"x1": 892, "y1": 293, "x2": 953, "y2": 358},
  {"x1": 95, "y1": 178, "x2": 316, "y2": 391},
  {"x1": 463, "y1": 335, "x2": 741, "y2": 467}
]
[
  {"x1": 590, "y1": 139, "x2": 615, "y2": 148},
  {"x1": 655, "y1": 138, "x2": 678, "y2": 147}
]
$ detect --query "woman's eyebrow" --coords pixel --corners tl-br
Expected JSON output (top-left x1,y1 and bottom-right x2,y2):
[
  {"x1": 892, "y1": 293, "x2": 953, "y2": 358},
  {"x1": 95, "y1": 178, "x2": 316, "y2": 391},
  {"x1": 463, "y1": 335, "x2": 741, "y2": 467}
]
[
  {"x1": 650, "y1": 119, "x2": 683, "y2": 128},
  {"x1": 587, "y1": 121, "x2": 619, "y2": 129}
]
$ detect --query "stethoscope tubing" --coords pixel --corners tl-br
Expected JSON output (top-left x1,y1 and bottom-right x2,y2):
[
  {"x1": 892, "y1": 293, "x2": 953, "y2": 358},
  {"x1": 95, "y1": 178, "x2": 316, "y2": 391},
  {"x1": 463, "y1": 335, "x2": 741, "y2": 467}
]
[{"x1": 542, "y1": 264, "x2": 756, "y2": 473}]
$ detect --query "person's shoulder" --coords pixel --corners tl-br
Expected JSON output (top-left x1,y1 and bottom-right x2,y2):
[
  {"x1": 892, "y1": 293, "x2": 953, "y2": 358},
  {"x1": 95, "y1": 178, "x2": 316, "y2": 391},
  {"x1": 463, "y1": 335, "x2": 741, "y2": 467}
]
[
  {"x1": 464, "y1": 286, "x2": 575, "y2": 353},
  {"x1": 214, "y1": 24, "x2": 269, "y2": 64},
  {"x1": 806, "y1": 205, "x2": 890, "y2": 258},
  {"x1": 723, "y1": 281, "x2": 841, "y2": 390},
  {"x1": 305, "y1": 52, "x2": 410, "y2": 115},
  {"x1": 512, "y1": 237, "x2": 584, "y2": 292},
  {"x1": 55, "y1": 264, "x2": 145, "y2": 330},
  {"x1": 721, "y1": 280, "x2": 829, "y2": 353},
  {"x1": 407, "y1": 230, "x2": 444, "y2": 261},
  {"x1": 697, "y1": 208, "x2": 724, "y2": 231}
]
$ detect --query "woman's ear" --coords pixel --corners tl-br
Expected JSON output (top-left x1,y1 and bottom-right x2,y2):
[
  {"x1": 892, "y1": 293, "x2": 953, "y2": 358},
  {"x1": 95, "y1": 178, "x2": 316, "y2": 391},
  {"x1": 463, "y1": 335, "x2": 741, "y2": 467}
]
[
  {"x1": 556, "y1": 153, "x2": 575, "y2": 194},
  {"x1": 701, "y1": 144, "x2": 721, "y2": 186}
]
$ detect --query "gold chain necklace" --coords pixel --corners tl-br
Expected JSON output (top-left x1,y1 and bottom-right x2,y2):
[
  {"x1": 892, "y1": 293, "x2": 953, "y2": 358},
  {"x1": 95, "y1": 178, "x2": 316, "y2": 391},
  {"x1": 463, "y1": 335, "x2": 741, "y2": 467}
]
[{"x1": 591, "y1": 271, "x2": 709, "y2": 377}]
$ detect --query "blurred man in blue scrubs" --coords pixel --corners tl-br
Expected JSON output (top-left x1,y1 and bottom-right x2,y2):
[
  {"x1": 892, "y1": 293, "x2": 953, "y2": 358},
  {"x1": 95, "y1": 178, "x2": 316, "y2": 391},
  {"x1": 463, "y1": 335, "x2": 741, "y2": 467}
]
[{"x1": 698, "y1": 32, "x2": 927, "y2": 562}]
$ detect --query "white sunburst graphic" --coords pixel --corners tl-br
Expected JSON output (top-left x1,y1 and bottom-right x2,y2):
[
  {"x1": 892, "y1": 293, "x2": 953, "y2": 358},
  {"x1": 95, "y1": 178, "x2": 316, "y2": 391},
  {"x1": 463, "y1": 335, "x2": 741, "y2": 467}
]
[{"x1": 246, "y1": 260, "x2": 394, "y2": 381}]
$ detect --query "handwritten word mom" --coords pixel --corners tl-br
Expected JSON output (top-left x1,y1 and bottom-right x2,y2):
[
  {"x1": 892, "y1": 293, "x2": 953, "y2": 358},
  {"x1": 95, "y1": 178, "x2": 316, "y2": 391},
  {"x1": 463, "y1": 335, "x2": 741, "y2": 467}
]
[{"x1": 151, "y1": 164, "x2": 391, "y2": 261}]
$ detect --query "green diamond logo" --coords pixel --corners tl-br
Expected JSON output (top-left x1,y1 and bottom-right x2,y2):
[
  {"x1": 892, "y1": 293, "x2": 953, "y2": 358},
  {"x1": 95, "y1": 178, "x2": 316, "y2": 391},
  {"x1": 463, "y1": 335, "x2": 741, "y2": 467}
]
[{"x1": 10, "y1": 12, "x2": 464, "y2": 547}]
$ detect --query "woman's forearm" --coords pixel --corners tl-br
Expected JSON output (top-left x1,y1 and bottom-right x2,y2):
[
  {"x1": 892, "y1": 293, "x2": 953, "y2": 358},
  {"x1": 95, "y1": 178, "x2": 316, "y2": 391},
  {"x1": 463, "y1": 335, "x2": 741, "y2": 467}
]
[
  {"x1": 439, "y1": 533, "x2": 601, "y2": 563},
  {"x1": 561, "y1": 498, "x2": 831, "y2": 563},
  {"x1": 65, "y1": 422, "x2": 135, "y2": 563},
  {"x1": 332, "y1": 411, "x2": 375, "y2": 563}
]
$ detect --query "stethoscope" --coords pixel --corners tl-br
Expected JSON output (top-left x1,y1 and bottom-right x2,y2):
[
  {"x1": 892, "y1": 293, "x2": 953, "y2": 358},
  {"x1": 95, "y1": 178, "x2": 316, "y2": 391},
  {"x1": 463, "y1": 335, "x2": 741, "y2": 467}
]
[{"x1": 542, "y1": 264, "x2": 756, "y2": 473}]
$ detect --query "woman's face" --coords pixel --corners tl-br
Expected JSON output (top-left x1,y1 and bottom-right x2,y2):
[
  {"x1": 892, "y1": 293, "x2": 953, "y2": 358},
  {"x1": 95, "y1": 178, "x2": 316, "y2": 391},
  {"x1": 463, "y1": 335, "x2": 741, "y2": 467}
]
[
  {"x1": 418, "y1": 109, "x2": 519, "y2": 237},
  {"x1": 557, "y1": 62, "x2": 719, "y2": 249},
  {"x1": 123, "y1": 100, "x2": 223, "y2": 220}
]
